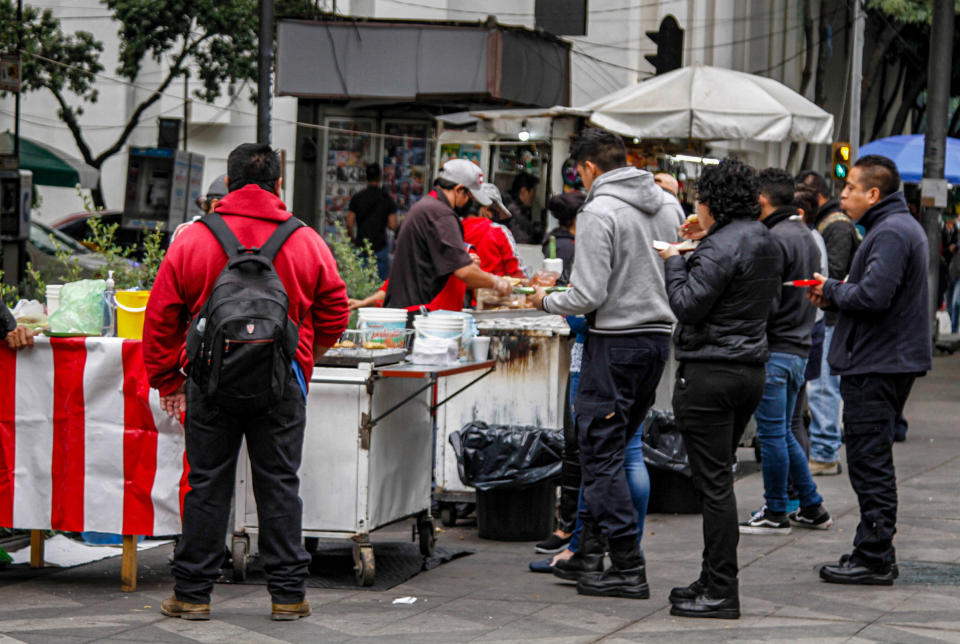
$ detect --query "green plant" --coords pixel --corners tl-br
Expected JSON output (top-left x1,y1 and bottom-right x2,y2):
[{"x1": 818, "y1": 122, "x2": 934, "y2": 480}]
[
  {"x1": 0, "y1": 270, "x2": 19, "y2": 308},
  {"x1": 327, "y1": 221, "x2": 382, "y2": 300}
]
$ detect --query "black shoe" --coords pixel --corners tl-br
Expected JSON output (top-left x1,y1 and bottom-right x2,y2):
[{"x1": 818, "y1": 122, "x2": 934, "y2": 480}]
[
  {"x1": 535, "y1": 533, "x2": 572, "y2": 554},
  {"x1": 552, "y1": 552, "x2": 603, "y2": 581},
  {"x1": 819, "y1": 554, "x2": 898, "y2": 585},
  {"x1": 669, "y1": 593, "x2": 740, "y2": 619},
  {"x1": 576, "y1": 565, "x2": 650, "y2": 599},
  {"x1": 788, "y1": 504, "x2": 833, "y2": 530},
  {"x1": 739, "y1": 506, "x2": 791, "y2": 535},
  {"x1": 669, "y1": 578, "x2": 707, "y2": 604}
]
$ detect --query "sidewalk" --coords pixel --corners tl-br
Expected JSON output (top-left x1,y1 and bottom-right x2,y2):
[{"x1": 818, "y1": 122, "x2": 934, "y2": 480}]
[{"x1": 1, "y1": 355, "x2": 959, "y2": 643}]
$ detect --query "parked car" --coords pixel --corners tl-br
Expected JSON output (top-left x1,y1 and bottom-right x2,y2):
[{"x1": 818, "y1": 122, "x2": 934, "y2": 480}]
[
  {"x1": 51, "y1": 211, "x2": 170, "y2": 260},
  {"x1": 28, "y1": 220, "x2": 109, "y2": 279}
]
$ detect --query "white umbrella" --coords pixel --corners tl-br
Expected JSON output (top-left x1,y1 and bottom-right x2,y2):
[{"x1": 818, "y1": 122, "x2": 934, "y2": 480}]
[{"x1": 584, "y1": 64, "x2": 834, "y2": 144}]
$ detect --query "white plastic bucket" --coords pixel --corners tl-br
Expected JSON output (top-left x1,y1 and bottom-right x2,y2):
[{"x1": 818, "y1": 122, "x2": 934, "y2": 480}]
[
  {"x1": 414, "y1": 316, "x2": 465, "y2": 356},
  {"x1": 45, "y1": 284, "x2": 63, "y2": 316},
  {"x1": 357, "y1": 307, "x2": 408, "y2": 331}
]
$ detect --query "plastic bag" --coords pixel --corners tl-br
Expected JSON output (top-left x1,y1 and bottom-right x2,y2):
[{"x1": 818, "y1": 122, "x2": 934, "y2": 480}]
[
  {"x1": 48, "y1": 279, "x2": 106, "y2": 336},
  {"x1": 11, "y1": 299, "x2": 47, "y2": 330},
  {"x1": 641, "y1": 409, "x2": 692, "y2": 477},
  {"x1": 449, "y1": 422, "x2": 564, "y2": 491}
]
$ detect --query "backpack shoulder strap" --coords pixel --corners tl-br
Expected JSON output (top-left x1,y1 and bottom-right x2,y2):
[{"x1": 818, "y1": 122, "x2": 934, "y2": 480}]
[
  {"x1": 817, "y1": 211, "x2": 853, "y2": 234},
  {"x1": 201, "y1": 212, "x2": 244, "y2": 257},
  {"x1": 259, "y1": 216, "x2": 306, "y2": 262}
]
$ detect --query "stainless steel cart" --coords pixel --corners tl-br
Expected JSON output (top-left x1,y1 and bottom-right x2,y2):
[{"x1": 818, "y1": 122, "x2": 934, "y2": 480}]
[{"x1": 231, "y1": 359, "x2": 495, "y2": 585}]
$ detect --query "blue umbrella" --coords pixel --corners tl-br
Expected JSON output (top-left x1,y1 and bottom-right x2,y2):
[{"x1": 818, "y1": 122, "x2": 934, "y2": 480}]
[{"x1": 858, "y1": 134, "x2": 960, "y2": 184}]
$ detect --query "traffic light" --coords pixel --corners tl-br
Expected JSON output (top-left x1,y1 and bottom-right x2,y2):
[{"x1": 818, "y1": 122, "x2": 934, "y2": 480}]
[
  {"x1": 645, "y1": 15, "x2": 684, "y2": 75},
  {"x1": 832, "y1": 142, "x2": 851, "y2": 181}
]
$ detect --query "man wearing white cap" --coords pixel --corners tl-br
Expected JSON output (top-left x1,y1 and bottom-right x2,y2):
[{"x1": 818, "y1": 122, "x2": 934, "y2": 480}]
[{"x1": 385, "y1": 159, "x2": 512, "y2": 308}]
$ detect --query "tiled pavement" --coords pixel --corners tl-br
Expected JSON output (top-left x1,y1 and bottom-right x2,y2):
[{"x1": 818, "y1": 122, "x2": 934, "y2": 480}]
[{"x1": 2, "y1": 355, "x2": 960, "y2": 643}]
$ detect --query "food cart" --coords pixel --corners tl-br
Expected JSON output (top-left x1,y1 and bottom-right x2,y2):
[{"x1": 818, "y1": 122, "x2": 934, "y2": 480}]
[
  {"x1": 231, "y1": 358, "x2": 494, "y2": 586},
  {"x1": 432, "y1": 312, "x2": 570, "y2": 525}
]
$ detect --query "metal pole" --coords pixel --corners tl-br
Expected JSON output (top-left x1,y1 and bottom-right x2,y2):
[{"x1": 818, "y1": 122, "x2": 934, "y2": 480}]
[
  {"x1": 257, "y1": 0, "x2": 274, "y2": 145},
  {"x1": 922, "y1": 0, "x2": 955, "y2": 342},
  {"x1": 182, "y1": 75, "x2": 188, "y2": 151},
  {"x1": 848, "y1": 0, "x2": 864, "y2": 159},
  {"x1": 14, "y1": 0, "x2": 22, "y2": 159}
]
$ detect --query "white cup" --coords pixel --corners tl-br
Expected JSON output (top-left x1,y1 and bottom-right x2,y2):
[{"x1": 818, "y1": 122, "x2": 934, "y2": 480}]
[
  {"x1": 543, "y1": 258, "x2": 563, "y2": 274},
  {"x1": 471, "y1": 335, "x2": 491, "y2": 361}
]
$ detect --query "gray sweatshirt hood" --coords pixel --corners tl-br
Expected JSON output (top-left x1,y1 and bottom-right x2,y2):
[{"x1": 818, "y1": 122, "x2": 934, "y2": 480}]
[{"x1": 587, "y1": 166, "x2": 666, "y2": 216}]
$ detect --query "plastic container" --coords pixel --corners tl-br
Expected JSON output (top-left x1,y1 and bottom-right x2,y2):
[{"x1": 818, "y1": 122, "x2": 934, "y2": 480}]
[
  {"x1": 358, "y1": 307, "x2": 410, "y2": 347},
  {"x1": 543, "y1": 257, "x2": 564, "y2": 274},
  {"x1": 471, "y1": 335, "x2": 491, "y2": 361},
  {"x1": 414, "y1": 316, "x2": 464, "y2": 354},
  {"x1": 45, "y1": 284, "x2": 62, "y2": 316},
  {"x1": 115, "y1": 290, "x2": 151, "y2": 339},
  {"x1": 419, "y1": 311, "x2": 476, "y2": 357},
  {"x1": 101, "y1": 270, "x2": 116, "y2": 337},
  {"x1": 476, "y1": 480, "x2": 555, "y2": 541}
]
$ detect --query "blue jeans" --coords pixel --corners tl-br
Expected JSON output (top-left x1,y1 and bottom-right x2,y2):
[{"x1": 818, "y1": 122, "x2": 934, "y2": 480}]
[
  {"x1": 374, "y1": 247, "x2": 390, "y2": 281},
  {"x1": 755, "y1": 352, "x2": 823, "y2": 513},
  {"x1": 949, "y1": 279, "x2": 960, "y2": 333},
  {"x1": 568, "y1": 426, "x2": 649, "y2": 555},
  {"x1": 807, "y1": 326, "x2": 843, "y2": 463}
]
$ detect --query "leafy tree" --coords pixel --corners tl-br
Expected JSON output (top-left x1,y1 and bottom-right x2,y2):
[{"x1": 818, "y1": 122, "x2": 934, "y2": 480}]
[{"x1": 1, "y1": 1, "x2": 265, "y2": 208}]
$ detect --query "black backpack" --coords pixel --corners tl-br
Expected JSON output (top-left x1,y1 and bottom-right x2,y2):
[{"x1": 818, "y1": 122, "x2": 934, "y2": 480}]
[{"x1": 185, "y1": 212, "x2": 304, "y2": 413}]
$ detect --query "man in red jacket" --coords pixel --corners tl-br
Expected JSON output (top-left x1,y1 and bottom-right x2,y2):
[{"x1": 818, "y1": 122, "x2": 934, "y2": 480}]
[
  {"x1": 143, "y1": 143, "x2": 349, "y2": 622},
  {"x1": 462, "y1": 183, "x2": 528, "y2": 278}
]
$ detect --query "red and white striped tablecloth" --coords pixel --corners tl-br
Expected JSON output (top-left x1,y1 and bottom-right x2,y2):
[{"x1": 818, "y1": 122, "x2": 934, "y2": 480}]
[{"x1": 0, "y1": 336, "x2": 185, "y2": 535}]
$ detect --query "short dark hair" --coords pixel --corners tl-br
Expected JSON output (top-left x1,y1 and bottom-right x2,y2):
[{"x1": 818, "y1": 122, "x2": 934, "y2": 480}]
[
  {"x1": 510, "y1": 171, "x2": 540, "y2": 195},
  {"x1": 696, "y1": 158, "x2": 760, "y2": 226},
  {"x1": 793, "y1": 187, "x2": 820, "y2": 226},
  {"x1": 758, "y1": 168, "x2": 796, "y2": 208},
  {"x1": 226, "y1": 143, "x2": 281, "y2": 192},
  {"x1": 548, "y1": 191, "x2": 585, "y2": 227},
  {"x1": 569, "y1": 128, "x2": 627, "y2": 173},
  {"x1": 796, "y1": 170, "x2": 830, "y2": 198},
  {"x1": 434, "y1": 176, "x2": 459, "y2": 191},
  {"x1": 366, "y1": 163, "x2": 382, "y2": 182},
  {"x1": 853, "y1": 154, "x2": 901, "y2": 198}
]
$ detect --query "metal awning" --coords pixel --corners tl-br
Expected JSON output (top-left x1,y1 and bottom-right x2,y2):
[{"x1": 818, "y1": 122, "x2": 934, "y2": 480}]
[{"x1": 276, "y1": 19, "x2": 571, "y2": 108}]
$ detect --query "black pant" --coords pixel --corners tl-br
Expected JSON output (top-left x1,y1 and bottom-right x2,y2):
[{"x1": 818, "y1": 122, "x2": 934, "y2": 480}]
[
  {"x1": 174, "y1": 374, "x2": 311, "y2": 604},
  {"x1": 575, "y1": 333, "x2": 669, "y2": 542},
  {"x1": 840, "y1": 372, "x2": 916, "y2": 568},
  {"x1": 673, "y1": 360, "x2": 766, "y2": 598},
  {"x1": 558, "y1": 372, "x2": 580, "y2": 533}
]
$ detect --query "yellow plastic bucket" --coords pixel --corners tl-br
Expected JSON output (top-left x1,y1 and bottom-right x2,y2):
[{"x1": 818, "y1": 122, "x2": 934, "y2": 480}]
[{"x1": 115, "y1": 290, "x2": 150, "y2": 339}]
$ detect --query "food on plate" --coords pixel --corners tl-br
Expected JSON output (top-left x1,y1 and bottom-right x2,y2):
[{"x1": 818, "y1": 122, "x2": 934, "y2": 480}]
[
  {"x1": 363, "y1": 341, "x2": 387, "y2": 350},
  {"x1": 333, "y1": 339, "x2": 356, "y2": 349}
]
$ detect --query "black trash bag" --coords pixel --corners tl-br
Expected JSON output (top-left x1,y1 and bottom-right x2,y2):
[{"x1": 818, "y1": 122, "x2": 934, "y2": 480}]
[
  {"x1": 641, "y1": 409, "x2": 692, "y2": 477},
  {"x1": 449, "y1": 422, "x2": 564, "y2": 491}
]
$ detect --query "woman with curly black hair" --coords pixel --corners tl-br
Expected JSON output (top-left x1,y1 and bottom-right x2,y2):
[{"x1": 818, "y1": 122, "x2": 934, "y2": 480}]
[{"x1": 655, "y1": 158, "x2": 782, "y2": 619}]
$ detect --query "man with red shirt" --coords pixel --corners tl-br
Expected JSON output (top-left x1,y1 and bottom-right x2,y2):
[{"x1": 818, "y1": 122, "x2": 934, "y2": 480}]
[{"x1": 143, "y1": 143, "x2": 349, "y2": 622}]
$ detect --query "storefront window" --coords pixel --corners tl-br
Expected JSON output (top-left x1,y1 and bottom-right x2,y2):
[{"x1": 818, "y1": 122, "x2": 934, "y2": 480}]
[
  {"x1": 382, "y1": 121, "x2": 431, "y2": 218},
  {"x1": 322, "y1": 117, "x2": 376, "y2": 234}
]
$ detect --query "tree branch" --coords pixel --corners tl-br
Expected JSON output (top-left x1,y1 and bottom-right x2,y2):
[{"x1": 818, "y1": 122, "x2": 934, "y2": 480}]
[
  {"x1": 862, "y1": 20, "x2": 902, "y2": 105},
  {"x1": 48, "y1": 86, "x2": 96, "y2": 166},
  {"x1": 93, "y1": 33, "x2": 211, "y2": 167}
]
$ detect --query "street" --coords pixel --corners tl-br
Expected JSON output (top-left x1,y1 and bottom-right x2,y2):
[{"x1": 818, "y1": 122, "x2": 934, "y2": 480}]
[{"x1": 0, "y1": 354, "x2": 957, "y2": 644}]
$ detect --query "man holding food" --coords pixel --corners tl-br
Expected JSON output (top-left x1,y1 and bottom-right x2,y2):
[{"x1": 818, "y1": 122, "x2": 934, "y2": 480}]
[
  {"x1": 384, "y1": 159, "x2": 512, "y2": 309},
  {"x1": 529, "y1": 128, "x2": 679, "y2": 600}
]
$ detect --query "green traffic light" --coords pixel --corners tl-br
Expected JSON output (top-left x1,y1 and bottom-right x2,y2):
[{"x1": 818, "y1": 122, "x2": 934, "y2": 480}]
[{"x1": 834, "y1": 163, "x2": 848, "y2": 179}]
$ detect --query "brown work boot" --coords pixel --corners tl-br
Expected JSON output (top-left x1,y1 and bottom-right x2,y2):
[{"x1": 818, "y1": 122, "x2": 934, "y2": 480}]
[
  {"x1": 808, "y1": 459, "x2": 842, "y2": 476},
  {"x1": 160, "y1": 596, "x2": 211, "y2": 620},
  {"x1": 271, "y1": 599, "x2": 312, "y2": 621}
]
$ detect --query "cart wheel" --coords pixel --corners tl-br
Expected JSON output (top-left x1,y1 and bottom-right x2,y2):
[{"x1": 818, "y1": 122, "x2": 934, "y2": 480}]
[
  {"x1": 418, "y1": 516, "x2": 436, "y2": 557},
  {"x1": 352, "y1": 543, "x2": 375, "y2": 587},
  {"x1": 231, "y1": 536, "x2": 249, "y2": 582},
  {"x1": 440, "y1": 504, "x2": 457, "y2": 527}
]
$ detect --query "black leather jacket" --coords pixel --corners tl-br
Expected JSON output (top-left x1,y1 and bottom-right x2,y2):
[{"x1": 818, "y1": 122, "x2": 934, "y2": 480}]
[{"x1": 664, "y1": 218, "x2": 782, "y2": 364}]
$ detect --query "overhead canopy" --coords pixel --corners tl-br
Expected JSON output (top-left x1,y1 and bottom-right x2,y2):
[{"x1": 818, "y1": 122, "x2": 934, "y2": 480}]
[
  {"x1": 585, "y1": 64, "x2": 834, "y2": 144},
  {"x1": 276, "y1": 19, "x2": 571, "y2": 107},
  {"x1": 859, "y1": 135, "x2": 960, "y2": 184},
  {"x1": 0, "y1": 131, "x2": 100, "y2": 188}
]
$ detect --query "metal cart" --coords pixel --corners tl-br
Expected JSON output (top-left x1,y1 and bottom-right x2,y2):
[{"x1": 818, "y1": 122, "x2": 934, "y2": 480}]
[{"x1": 231, "y1": 359, "x2": 494, "y2": 585}]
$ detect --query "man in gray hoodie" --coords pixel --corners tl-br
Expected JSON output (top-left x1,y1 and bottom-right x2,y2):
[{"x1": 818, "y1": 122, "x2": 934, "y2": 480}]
[{"x1": 530, "y1": 129, "x2": 679, "y2": 599}]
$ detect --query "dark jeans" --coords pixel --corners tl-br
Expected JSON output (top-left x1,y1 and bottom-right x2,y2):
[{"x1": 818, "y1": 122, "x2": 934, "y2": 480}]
[
  {"x1": 174, "y1": 375, "x2": 311, "y2": 604},
  {"x1": 558, "y1": 372, "x2": 580, "y2": 533},
  {"x1": 840, "y1": 372, "x2": 917, "y2": 568},
  {"x1": 575, "y1": 333, "x2": 669, "y2": 542},
  {"x1": 673, "y1": 360, "x2": 766, "y2": 599}
]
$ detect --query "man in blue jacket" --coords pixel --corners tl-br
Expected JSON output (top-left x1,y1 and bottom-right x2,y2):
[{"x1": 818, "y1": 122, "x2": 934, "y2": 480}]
[{"x1": 808, "y1": 155, "x2": 931, "y2": 585}]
